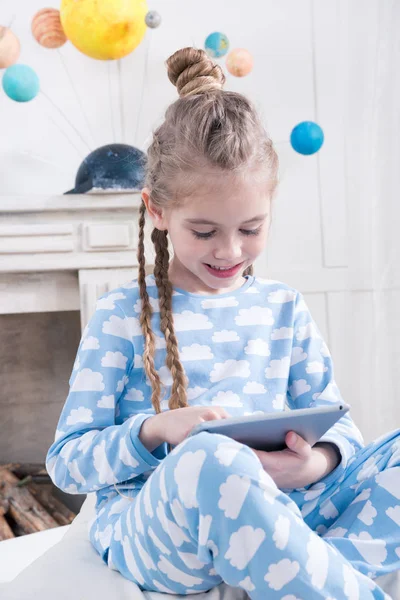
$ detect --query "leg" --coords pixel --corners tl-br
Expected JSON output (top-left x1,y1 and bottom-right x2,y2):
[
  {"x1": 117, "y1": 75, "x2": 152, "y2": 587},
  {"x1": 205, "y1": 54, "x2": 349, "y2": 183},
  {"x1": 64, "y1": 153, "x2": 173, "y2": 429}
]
[
  {"x1": 320, "y1": 431, "x2": 400, "y2": 581},
  {"x1": 104, "y1": 432, "x2": 390, "y2": 598}
]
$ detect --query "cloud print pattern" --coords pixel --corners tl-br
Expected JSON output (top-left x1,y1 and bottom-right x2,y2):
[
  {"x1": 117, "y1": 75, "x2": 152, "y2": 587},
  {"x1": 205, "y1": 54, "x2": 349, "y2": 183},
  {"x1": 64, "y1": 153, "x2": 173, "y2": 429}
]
[{"x1": 46, "y1": 275, "x2": 400, "y2": 596}]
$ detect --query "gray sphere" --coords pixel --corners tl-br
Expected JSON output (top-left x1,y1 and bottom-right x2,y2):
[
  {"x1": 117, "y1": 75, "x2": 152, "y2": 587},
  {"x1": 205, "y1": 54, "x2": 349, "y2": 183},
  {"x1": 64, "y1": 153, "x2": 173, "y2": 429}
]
[{"x1": 145, "y1": 11, "x2": 161, "y2": 29}]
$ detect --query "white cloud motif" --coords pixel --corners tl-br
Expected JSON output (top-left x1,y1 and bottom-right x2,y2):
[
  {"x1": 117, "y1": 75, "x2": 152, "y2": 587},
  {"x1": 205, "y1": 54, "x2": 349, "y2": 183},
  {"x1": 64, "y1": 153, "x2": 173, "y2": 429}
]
[
  {"x1": 296, "y1": 323, "x2": 319, "y2": 341},
  {"x1": 210, "y1": 359, "x2": 250, "y2": 382},
  {"x1": 225, "y1": 526, "x2": 265, "y2": 569},
  {"x1": 271, "y1": 327, "x2": 293, "y2": 340},
  {"x1": 211, "y1": 390, "x2": 243, "y2": 407},
  {"x1": 264, "y1": 558, "x2": 299, "y2": 590},
  {"x1": 180, "y1": 344, "x2": 214, "y2": 361},
  {"x1": 245, "y1": 338, "x2": 270, "y2": 356},
  {"x1": 201, "y1": 297, "x2": 239, "y2": 309},
  {"x1": 174, "y1": 450, "x2": 206, "y2": 508},
  {"x1": 214, "y1": 441, "x2": 242, "y2": 466},
  {"x1": 386, "y1": 506, "x2": 400, "y2": 526},
  {"x1": 306, "y1": 534, "x2": 328, "y2": 589},
  {"x1": 66, "y1": 406, "x2": 93, "y2": 425},
  {"x1": 348, "y1": 532, "x2": 387, "y2": 566},
  {"x1": 68, "y1": 460, "x2": 86, "y2": 486},
  {"x1": 157, "y1": 555, "x2": 203, "y2": 587},
  {"x1": 101, "y1": 351, "x2": 128, "y2": 369},
  {"x1": 133, "y1": 354, "x2": 143, "y2": 369},
  {"x1": 187, "y1": 387, "x2": 207, "y2": 400},
  {"x1": 243, "y1": 381, "x2": 267, "y2": 394},
  {"x1": 268, "y1": 289, "x2": 296, "y2": 303},
  {"x1": 238, "y1": 577, "x2": 255, "y2": 592},
  {"x1": 93, "y1": 440, "x2": 118, "y2": 484},
  {"x1": 357, "y1": 500, "x2": 377, "y2": 526},
  {"x1": 125, "y1": 388, "x2": 144, "y2": 402},
  {"x1": 119, "y1": 438, "x2": 139, "y2": 468},
  {"x1": 71, "y1": 369, "x2": 105, "y2": 392},
  {"x1": 272, "y1": 394, "x2": 285, "y2": 410},
  {"x1": 96, "y1": 293, "x2": 126, "y2": 310},
  {"x1": 159, "y1": 366, "x2": 173, "y2": 386},
  {"x1": 289, "y1": 379, "x2": 311, "y2": 399},
  {"x1": 116, "y1": 375, "x2": 129, "y2": 392},
  {"x1": 343, "y1": 563, "x2": 359, "y2": 600},
  {"x1": 306, "y1": 361, "x2": 328, "y2": 374},
  {"x1": 154, "y1": 335, "x2": 166, "y2": 349},
  {"x1": 219, "y1": 475, "x2": 250, "y2": 519},
  {"x1": 265, "y1": 357, "x2": 290, "y2": 379},
  {"x1": 97, "y1": 395, "x2": 115, "y2": 408},
  {"x1": 235, "y1": 306, "x2": 274, "y2": 327},
  {"x1": 103, "y1": 315, "x2": 141, "y2": 339},
  {"x1": 198, "y1": 514, "x2": 212, "y2": 546},
  {"x1": 291, "y1": 347, "x2": 308, "y2": 366},
  {"x1": 212, "y1": 330, "x2": 240, "y2": 343},
  {"x1": 134, "y1": 296, "x2": 159, "y2": 313},
  {"x1": 173, "y1": 311, "x2": 213, "y2": 331},
  {"x1": 82, "y1": 336, "x2": 100, "y2": 350},
  {"x1": 375, "y1": 469, "x2": 400, "y2": 499},
  {"x1": 273, "y1": 515, "x2": 290, "y2": 550}
]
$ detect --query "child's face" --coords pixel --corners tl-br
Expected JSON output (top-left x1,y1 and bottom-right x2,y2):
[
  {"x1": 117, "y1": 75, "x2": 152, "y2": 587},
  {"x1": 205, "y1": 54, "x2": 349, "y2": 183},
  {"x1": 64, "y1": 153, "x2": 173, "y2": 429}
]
[{"x1": 144, "y1": 171, "x2": 272, "y2": 294}]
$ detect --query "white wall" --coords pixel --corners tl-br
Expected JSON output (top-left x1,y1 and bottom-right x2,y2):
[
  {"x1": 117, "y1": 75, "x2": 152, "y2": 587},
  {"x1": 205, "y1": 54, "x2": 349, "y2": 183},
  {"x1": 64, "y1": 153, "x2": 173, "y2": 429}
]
[{"x1": 0, "y1": 0, "x2": 396, "y2": 441}]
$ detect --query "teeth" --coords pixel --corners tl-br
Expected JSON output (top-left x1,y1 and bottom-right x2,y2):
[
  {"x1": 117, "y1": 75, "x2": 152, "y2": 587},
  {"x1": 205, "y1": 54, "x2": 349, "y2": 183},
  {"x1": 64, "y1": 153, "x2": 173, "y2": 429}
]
[{"x1": 210, "y1": 265, "x2": 233, "y2": 271}]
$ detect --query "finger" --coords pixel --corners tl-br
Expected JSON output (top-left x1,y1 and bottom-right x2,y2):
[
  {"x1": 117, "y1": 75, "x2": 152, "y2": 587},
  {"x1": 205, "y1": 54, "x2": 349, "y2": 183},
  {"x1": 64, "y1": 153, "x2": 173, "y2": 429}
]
[
  {"x1": 213, "y1": 407, "x2": 231, "y2": 419},
  {"x1": 285, "y1": 432, "x2": 312, "y2": 458}
]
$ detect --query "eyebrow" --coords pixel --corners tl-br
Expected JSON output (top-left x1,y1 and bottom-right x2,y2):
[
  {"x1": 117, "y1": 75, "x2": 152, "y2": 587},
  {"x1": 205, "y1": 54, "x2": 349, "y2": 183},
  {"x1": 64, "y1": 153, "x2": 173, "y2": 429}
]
[{"x1": 185, "y1": 214, "x2": 268, "y2": 226}]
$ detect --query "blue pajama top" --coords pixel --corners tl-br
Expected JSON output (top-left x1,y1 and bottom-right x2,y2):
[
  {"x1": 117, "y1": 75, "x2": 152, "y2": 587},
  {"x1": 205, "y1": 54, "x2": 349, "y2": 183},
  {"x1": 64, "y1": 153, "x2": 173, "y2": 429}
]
[{"x1": 46, "y1": 275, "x2": 364, "y2": 501}]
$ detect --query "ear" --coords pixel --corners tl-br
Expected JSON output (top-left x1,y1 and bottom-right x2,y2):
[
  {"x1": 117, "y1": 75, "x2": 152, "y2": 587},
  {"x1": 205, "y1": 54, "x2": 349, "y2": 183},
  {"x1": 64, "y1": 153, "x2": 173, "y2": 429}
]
[{"x1": 141, "y1": 188, "x2": 168, "y2": 231}]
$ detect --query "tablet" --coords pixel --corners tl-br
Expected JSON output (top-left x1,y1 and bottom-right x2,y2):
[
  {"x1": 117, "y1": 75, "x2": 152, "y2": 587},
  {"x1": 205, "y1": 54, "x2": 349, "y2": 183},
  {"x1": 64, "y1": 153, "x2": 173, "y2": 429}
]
[{"x1": 188, "y1": 403, "x2": 350, "y2": 451}]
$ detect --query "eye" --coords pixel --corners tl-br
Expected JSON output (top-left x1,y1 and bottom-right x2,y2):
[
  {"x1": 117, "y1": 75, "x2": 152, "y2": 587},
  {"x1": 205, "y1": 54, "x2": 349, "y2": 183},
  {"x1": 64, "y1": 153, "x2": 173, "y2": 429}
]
[
  {"x1": 240, "y1": 225, "x2": 262, "y2": 236},
  {"x1": 192, "y1": 230, "x2": 216, "y2": 240}
]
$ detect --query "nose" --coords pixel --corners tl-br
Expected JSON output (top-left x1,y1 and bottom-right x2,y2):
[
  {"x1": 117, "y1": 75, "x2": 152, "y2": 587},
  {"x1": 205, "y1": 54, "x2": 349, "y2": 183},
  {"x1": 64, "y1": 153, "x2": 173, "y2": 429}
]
[{"x1": 213, "y1": 235, "x2": 242, "y2": 262}]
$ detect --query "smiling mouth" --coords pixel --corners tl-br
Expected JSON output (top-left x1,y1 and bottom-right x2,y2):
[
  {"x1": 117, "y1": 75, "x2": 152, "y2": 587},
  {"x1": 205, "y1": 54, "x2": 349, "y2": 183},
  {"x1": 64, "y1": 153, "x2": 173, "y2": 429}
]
[{"x1": 204, "y1": 262, "x2": 244, "y2": 278}]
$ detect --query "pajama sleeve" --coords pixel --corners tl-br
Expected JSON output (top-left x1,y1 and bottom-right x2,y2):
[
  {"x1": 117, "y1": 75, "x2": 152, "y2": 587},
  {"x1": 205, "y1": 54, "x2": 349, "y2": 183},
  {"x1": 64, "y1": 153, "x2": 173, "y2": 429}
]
[
  {"x1": 287, "y1": 292, "x2": 364, "y2": 474},
  {"x1": 46, "y1": 301, "x2": 163, "y2": 494}
]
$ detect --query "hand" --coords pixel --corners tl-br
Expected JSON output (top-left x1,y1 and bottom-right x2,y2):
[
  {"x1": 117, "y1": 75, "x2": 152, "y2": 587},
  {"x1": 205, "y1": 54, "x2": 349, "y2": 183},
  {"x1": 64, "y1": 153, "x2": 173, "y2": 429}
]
[
  {"x1": 139, "y1": 406, "x2": 230, "y2": 451},
  {"x1": 250, "y1": 432, "x2": 340, "y2": 489}
]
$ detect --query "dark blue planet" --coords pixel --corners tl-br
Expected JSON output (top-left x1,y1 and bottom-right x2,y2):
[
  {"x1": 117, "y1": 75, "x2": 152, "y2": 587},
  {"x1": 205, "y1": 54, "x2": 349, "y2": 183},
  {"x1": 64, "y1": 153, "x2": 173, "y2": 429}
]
[{"x1": 65, "y1": 143, "x2": 147, "y2": 194}]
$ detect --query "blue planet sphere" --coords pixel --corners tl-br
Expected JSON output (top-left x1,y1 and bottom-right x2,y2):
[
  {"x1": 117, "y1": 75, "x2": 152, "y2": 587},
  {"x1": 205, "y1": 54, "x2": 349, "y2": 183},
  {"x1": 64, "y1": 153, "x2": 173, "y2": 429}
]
[
  {"x1": 290, "y1": 121, "x2": 324, "y2": 155},
  {"x1": 2, "y1": 64, "x2": 40, "y2": 103},
  {"x1": 205, "y1": 32, "x2": 229, "y2": 58}
]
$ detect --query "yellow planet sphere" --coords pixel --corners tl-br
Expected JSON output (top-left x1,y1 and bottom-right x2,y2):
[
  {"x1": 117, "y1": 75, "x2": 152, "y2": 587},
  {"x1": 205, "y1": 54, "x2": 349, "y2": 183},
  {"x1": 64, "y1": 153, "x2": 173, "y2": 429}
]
[
  {"x1": 0, "y1": 26, "x2": 21, "y2": 69},
  {"x1": 60, "y1": 0, "x2": 148, "y2": 60},
  {"x1": 226, "y1": 48, "x2": 254, "y2": 77}
]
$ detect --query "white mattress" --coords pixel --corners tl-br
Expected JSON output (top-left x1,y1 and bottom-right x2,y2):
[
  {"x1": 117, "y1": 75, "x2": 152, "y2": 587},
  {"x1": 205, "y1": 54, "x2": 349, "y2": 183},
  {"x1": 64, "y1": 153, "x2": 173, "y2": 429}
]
[{"x1": 0, "y1": 494, "x2": 398, "y2": 599}]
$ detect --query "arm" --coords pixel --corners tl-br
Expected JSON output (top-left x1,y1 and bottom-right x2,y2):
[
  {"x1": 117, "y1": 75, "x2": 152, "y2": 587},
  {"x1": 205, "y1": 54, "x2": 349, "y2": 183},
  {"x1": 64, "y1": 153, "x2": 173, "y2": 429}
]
[
  {"x1": 287, "y1": 292, "x2": 364, "y2": 476},
  {"x1": 46, "y1": 299, "x2": 163, "y2": 495}
]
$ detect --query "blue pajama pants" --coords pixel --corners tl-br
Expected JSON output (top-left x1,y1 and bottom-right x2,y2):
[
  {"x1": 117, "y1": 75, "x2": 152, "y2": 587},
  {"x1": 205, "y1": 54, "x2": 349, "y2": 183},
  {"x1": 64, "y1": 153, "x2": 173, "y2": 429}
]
[{"x1": 90, "y1": 429, "x2": 400, "y2": 598}]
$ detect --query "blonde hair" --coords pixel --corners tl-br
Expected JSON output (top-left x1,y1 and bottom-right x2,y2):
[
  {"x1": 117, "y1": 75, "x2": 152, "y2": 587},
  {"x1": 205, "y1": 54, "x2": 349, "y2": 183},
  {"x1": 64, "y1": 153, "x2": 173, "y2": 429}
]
[{"x1": 138, "y1": 47, "x2": 278, "y2": 413}]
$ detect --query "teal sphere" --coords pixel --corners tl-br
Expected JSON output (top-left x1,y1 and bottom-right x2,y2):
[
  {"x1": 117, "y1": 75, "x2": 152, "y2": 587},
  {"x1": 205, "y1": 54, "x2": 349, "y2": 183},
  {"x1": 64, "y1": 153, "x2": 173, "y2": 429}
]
[
  {"x1": 290, "y1": 121, "x2": 324, "y2": 155},
  {"x1": 2, "y1": 64, "x2": 40, "y2": 103},
  {"x1": 205, "y1": 32, "x2": 229, "y2": 58}
]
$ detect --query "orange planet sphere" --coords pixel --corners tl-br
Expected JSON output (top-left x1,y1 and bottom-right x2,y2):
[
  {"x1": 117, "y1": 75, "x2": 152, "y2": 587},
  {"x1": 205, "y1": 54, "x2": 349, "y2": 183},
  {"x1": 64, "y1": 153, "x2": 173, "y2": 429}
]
[
  {"x1": 0, "y1": 26, "x2": 21, "y2": 69},
  {"x1": 226, "y1": 48, "x2": 254, "y2": 77},
  {"x1": 32, "y1": 8, "x2": 67, "y2": 49}
]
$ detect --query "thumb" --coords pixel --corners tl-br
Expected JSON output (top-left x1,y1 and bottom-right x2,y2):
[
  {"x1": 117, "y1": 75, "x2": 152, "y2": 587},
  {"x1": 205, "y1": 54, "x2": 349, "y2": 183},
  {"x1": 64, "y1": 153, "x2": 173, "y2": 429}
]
[{"x1": 285, "y1": 432, "x2": 312, "y2": 458}]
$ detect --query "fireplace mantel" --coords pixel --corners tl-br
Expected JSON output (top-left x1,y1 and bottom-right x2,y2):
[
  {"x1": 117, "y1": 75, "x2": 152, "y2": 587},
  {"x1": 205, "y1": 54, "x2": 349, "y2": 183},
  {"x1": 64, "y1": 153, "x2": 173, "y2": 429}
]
[{"x1": 0, "y1": 194, "x2": 150, "y2": 329}]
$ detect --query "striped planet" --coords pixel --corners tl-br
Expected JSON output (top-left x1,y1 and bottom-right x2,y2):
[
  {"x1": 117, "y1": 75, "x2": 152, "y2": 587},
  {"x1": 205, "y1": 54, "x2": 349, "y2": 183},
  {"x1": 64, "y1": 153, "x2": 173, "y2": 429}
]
[{"x1": 31, "y1": 8, "x2": 67, "y2": 49}]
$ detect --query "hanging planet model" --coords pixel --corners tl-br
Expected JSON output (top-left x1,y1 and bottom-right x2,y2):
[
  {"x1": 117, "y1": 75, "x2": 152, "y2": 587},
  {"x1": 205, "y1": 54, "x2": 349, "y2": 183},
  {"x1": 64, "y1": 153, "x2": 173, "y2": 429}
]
[
  {"x1": 226, "y1": 48, "x2": 253, "y2": 77},
  {"x1": 32, "y1": 8, "x2": 67, "y2": 49},
  {"x1": 0, "y1": 26, "x2": 21, "y2": 69},
  {"x1": 290, "y1": 121, "x2": 324, "y2": 155},
  {"x1": 145, "y1": 10, "x2": 161, "y2": 29},
  {"x1": 65, "y1": 144, "x2": 147, "y2": 194},
  {"x1": 60, "y1": 0, "x2": 148, "y2": 60},
  {"x1": 2, "y1": 64, "x2": 40, "y2": 102},
  {"x1": 204, "y1": 32, "x2": 229, "y2": 58}
]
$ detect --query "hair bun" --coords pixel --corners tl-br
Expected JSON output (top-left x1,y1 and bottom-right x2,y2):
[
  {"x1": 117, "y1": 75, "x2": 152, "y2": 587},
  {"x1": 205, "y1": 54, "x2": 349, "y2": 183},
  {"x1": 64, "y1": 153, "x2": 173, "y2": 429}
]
[{"x1": 166, "y1": 47, "x2": 225, "y2": 98}]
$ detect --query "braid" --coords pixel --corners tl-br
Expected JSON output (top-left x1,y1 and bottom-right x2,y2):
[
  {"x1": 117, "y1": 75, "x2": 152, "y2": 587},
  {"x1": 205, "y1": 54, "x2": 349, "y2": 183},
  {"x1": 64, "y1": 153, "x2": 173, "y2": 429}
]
[
  {"x1": 243, "y1": 264, "x2": 254, "y2": 277},
  {"x1": 151, "y1": 228, "x2": 188, "y2": 410},
  {"x1": 137, "y1": 202, "x2": 162, "y2": 414}
]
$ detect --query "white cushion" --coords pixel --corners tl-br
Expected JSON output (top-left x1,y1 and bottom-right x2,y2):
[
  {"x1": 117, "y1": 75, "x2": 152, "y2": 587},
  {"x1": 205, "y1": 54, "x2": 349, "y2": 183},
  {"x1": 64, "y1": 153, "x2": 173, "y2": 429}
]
[{"x1": 0, "y1": 494, "x2": 398, "y2": 599}]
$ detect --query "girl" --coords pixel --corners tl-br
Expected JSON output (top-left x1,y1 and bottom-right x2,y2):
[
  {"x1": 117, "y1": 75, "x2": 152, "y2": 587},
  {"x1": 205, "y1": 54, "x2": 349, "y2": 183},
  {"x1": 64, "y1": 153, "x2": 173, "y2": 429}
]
[{"x1": 46, "y1": 48, "x2": 400, "y2": 599}]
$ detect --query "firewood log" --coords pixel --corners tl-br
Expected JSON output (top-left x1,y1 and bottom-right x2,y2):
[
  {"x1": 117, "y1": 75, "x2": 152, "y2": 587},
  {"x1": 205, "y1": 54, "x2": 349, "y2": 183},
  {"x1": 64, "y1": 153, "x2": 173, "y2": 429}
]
[
  {"x1": 27, "y1": 483, "x2": 76, "y2": 526},
  {"x1": 0, "y1": 469, "x2": 58, "y2": 534},
  {"x1": 0, "y1": 496, "x2": 14, "y2": 540}
]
